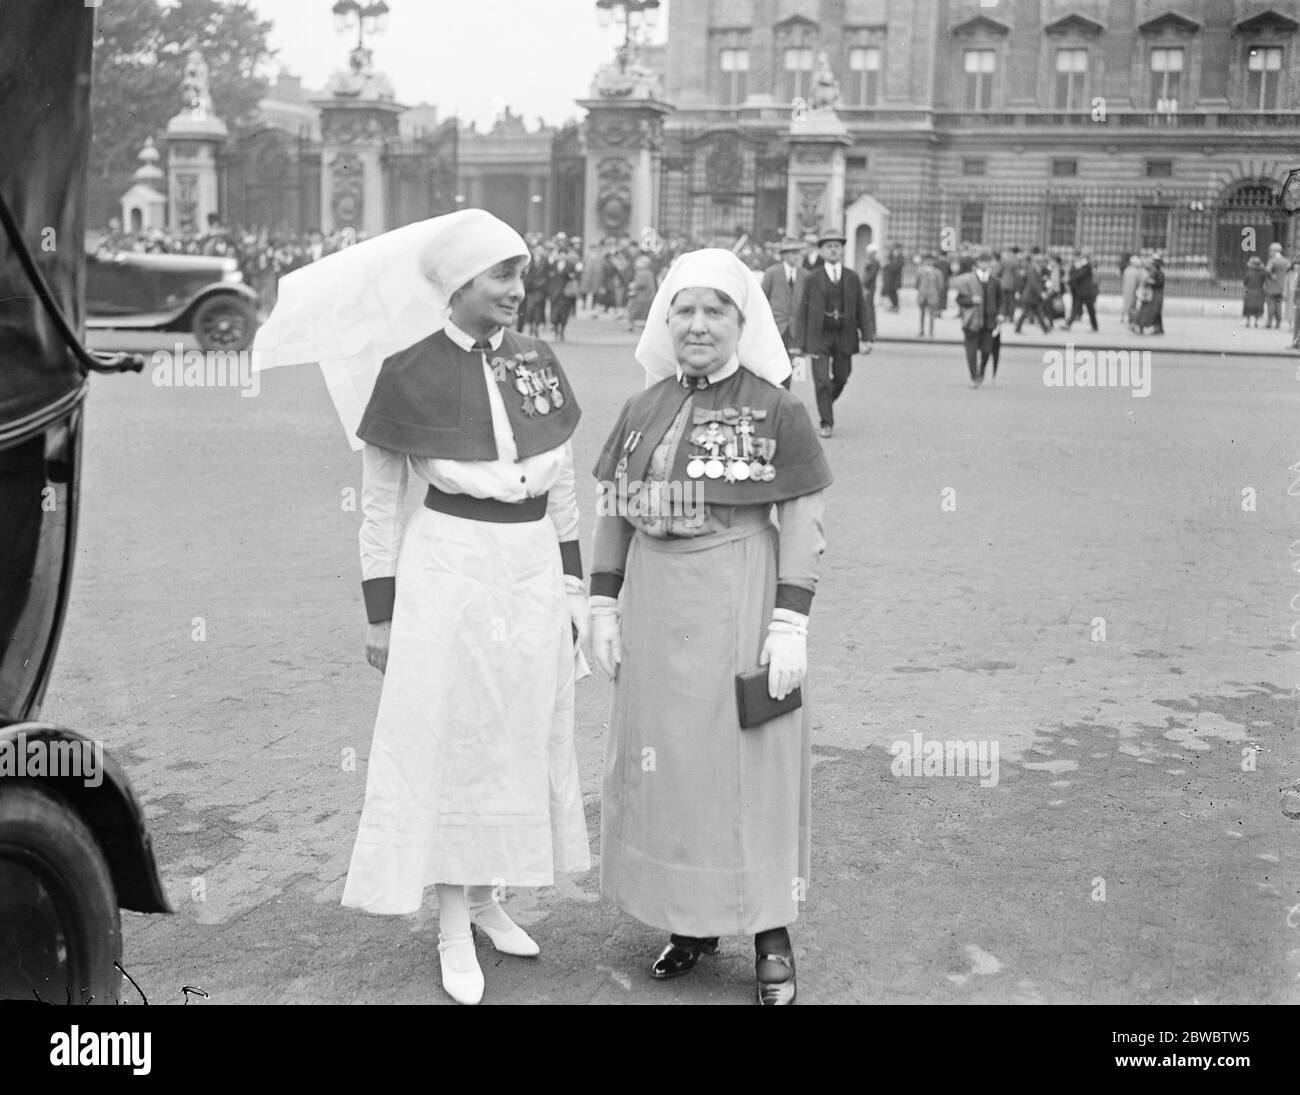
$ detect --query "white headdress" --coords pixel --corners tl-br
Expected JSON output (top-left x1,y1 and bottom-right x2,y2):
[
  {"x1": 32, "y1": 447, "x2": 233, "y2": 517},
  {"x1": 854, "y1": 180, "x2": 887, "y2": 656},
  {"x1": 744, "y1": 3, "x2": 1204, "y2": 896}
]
[
  {"x1": 252, "y1": 209, "x2": 528, "y2": 450},
  {"x1": 634, "y1": 248, "x2": 792, "y2": 388}
]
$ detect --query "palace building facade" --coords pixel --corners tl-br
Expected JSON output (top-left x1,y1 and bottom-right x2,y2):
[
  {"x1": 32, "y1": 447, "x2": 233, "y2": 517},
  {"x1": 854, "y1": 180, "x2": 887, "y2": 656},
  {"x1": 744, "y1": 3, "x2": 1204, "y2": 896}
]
[{"x1": 644, "y1": 0, "x2": 1300, "y2": 294}]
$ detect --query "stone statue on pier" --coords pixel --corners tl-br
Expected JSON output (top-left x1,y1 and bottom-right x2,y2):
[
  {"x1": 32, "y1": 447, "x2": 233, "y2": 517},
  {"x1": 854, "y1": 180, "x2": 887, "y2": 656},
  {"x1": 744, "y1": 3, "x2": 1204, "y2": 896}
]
[
  {"x1": 180, "y1": 49, "x2": 214, "y2": 120},
  {"x1": 810, "y1": 50, "x2": 841, "y2": 112},
  {"x1": 326, "y1": 45, "x2": 396, "y2": 101}
]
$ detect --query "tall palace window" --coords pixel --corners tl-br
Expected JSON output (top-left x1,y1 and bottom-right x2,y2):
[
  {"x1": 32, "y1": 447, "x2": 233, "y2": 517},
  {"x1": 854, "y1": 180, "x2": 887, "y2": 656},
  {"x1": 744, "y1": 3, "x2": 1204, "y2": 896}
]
[
  {"x1": 1150, "y1": 47, "x2": 1184, "y2": 110},
  {"x1": 1247, "y1": 45, "x2": 1283, "y2": 108},
  {"x1": 1054, "y1": 48, "x2": 1088, "y2": 109},
  {"x1": 848, "y1": 46, "x2": 881, "y2": 106},
  {"x1": 963, "y1": 49, "x2": 996, "y2": 109},
  {"x1": 719, "y1": 48, "x2": 749, "y2": 105},
  {"x1": 776, "y1": 16, "x2": 818, "y2": 104},
  {"x1": 782, "y1": 46, "x2": 815, "y2": 102}
]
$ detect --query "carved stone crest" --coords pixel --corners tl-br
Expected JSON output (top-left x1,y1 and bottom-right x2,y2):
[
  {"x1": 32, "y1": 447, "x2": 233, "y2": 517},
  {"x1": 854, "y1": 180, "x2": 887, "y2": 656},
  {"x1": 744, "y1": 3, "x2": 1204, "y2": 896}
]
[
  {"x1": 596, "y1": 156, "x2": 633, "y2": 233},
  {"x1": 797, "y1": 182, "x2": 825, "y2": 233},
  {"x1": 706, "y1": 136, "x2": 745, "y2": 193},
  {"x1": 175, "y1": 171, "x2": 199, "y2": 231},
  {"x1": 331, "y1": 153, "x2": 364, "y2": 227},
  {"x1": 322, "y1": 110, "x2": 393, "y2": 145},
  {"x1": 590, "y1": 112, "x2": 664, "y2": 152},
  {"x1": 793, "y1": 144, "x2": 833, "y2": 165}
]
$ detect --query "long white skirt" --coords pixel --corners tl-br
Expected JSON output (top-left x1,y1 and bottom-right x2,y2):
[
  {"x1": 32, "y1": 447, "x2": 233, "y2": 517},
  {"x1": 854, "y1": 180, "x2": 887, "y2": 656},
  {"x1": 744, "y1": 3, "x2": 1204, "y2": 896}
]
[{"x1": 341, "y1": 506, "x2": 591, "y2": 915}]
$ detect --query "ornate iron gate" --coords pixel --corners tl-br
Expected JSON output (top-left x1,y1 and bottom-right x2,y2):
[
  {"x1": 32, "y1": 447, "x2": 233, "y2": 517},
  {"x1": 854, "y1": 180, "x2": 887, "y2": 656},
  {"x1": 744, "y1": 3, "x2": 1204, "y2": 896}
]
[{"x1": 221, "y1": 127, "x2": 319, "y2": 235}]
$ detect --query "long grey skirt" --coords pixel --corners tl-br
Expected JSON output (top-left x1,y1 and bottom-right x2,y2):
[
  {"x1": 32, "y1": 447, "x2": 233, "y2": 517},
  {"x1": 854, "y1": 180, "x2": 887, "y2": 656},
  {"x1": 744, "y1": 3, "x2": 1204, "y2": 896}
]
[{"x1": 600, "y1": 517, "x2": 812, "y2": 937}]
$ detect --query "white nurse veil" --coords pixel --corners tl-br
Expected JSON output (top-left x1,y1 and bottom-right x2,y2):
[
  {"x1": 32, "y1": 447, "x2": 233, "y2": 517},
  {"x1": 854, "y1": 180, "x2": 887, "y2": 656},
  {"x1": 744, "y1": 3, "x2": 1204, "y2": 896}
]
[
  {"x1": 633, "y1": 248, "x2": 793, "y2": 389},
  {"x1": 251, "y1": 209, "x2": 528, "y2": 450}
]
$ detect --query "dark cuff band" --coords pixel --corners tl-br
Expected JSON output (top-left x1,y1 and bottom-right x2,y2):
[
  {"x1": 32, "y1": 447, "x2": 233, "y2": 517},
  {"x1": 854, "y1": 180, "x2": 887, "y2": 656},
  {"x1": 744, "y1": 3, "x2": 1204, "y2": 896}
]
[
  {"x1": 559, "y1": 539, "x2": 583, "y2": 579},
  {"x1": 590, "y1": 571, "x2": 624, "y2": 599},
  {"x1": 362, "y1": 577, "x2": 396, "y2": 624},
  {"x1": 775, "y1": 583, "x2": 813, "y2": 616}
]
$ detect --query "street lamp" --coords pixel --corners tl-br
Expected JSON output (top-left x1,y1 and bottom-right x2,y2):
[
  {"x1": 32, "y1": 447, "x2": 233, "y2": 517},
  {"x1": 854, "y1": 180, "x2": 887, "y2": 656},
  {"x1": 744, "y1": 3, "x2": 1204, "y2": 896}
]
[
  {"x1": 332, "y1": 0, "x2": 390, "y2": 52},
  {"x1": 596, "y1": 0, "x2": 661, "y2": 71}
]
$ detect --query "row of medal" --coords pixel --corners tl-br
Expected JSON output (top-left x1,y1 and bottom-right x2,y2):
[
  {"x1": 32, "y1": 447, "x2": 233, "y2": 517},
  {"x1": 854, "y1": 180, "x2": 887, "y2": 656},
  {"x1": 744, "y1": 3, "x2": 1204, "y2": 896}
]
[
  {"x1": 492, "y1": 351, "x2": 565, "y2": 416},
  {"x1": 685, "y1": 414, "x2": 777, "y2": 483}
]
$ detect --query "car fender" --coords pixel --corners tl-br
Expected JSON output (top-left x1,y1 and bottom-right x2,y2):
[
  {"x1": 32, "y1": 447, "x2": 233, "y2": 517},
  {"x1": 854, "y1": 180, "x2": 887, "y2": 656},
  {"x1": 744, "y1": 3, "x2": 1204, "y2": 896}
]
[
  {"x1": 0, "y1": 723, "x2": 172, "y2": 914},
  {"x1": 177, "y1": 282, "x2": 260, "y2": 324}
]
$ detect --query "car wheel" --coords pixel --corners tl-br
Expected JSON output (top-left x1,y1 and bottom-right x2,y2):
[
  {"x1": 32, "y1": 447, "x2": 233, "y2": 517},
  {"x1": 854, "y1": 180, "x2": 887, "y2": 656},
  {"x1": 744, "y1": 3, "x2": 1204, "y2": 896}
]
[
  {"x1": 193, "y1": 295, "x2": 257, "y2": 352},
  {"x1": 0, "y1": 785, "x2": 122, "y2": 1004}
]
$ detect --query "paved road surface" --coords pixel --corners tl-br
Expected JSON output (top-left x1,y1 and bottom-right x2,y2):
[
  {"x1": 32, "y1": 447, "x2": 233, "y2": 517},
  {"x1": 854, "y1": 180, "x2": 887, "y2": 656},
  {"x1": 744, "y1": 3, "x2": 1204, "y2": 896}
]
[{"x1": 45, "y1": 323, "x2": 1299, "y2": 1004}]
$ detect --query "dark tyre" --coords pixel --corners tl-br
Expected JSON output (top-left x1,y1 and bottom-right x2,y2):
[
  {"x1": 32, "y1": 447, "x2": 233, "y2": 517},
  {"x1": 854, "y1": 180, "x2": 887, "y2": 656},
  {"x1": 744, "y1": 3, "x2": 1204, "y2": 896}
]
[
  {"x1": 0, "y1": 785, "x2": 122, "y2": 1004},
  {"x1": 192, "y1": 294, "x2": 257, "y2": 352}
]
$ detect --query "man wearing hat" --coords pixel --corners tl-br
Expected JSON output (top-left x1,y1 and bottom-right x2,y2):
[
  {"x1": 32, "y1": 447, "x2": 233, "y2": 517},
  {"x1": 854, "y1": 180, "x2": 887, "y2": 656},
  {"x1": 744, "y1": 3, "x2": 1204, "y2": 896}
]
[
  {"x1": 1265, "y1": 241, "x2": 1291, "y2": 329},
  {"x1": 951, "y1": 247, "x2": 1004, "y2": 386},
  {"x1": 760, "y1": 237, "x2": 810, "y2": 351},
  {"x1": 791, "y1": 230, "x2": 874, "y2": 437}
]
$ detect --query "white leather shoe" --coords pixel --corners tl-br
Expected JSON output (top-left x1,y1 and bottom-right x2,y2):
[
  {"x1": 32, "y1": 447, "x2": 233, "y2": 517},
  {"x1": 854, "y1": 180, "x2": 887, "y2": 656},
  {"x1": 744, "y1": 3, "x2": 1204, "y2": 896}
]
[
  {"x1": 469, "y1": 902, "x2": 540, "y2": 958},
  {"x1": 437, "y1": 931, "x2": 484, "y2": 1005}
]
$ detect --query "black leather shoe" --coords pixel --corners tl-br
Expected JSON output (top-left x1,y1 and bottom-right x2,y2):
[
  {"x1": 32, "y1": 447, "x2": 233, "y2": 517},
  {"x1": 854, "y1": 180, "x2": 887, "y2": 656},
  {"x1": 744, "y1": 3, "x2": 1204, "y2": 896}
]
[
  {"x1": 755, "y1": 951, "x2": 797, "y2": 1005},
  {"x1": 649, "y1": 937, "x2": 719, "y2": 980}
]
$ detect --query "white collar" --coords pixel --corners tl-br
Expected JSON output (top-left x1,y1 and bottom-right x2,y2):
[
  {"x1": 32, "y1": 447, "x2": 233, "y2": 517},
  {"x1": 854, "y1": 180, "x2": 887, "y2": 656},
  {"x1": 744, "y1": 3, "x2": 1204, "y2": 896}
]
[
  {"x1": 676, "y1": 354, "x2": 741, "y2": 387},
  {"x1": 444, "y1": 319, "x2": 505, "y2": 351},
  {"x1": 826, "y1": 262, "x2": 841, "y2": 277},
  {"x1": 783, "y1": 261, "x2": 799, "y2": 275}
]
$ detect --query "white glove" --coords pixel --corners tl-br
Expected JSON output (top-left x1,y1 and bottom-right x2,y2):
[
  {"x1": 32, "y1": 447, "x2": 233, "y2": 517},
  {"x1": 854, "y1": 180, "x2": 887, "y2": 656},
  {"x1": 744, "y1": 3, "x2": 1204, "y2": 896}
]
[
  {"x1": 589, "y1": 595, "x2": 621, "y2": 680},
  {"x1": 565, "y1": 575, "x2": 589, "y2": 648},
  {"x1": 760, "y1": 609, "x2": 808, "y2": 701}
]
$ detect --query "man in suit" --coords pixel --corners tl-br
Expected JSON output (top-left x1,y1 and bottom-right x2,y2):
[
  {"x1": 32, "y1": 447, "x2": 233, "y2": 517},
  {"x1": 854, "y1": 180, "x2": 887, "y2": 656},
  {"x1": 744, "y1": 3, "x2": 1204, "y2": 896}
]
[
  {"x1": 951, "y1": 248, "x2": 1004, "y2": 387},
  {"x1": 760, "y1": 238, "x2": 809, "y2": 350},
  {"x1": 791, "y1": 230, "x2": 874, "y2": 437}
]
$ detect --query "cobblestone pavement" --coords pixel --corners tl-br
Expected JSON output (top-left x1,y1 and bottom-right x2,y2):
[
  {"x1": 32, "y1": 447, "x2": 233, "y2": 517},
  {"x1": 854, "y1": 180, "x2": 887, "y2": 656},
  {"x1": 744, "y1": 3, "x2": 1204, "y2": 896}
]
[{"x1": 47, "y1": 325, "x2": 1300, "y2": 1004}]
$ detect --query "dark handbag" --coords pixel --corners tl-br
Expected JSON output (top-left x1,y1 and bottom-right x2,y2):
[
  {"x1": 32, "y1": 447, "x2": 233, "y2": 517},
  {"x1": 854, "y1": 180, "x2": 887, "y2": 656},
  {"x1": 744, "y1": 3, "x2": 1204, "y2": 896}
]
[{"x1": 735, "y1": 665, "x2": 802, "y2": 729}]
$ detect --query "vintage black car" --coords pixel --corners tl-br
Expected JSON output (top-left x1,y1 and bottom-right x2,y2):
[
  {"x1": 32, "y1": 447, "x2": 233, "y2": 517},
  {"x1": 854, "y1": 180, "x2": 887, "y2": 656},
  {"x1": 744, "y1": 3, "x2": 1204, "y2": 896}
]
[
  {"x1": 1, "y1": 2, "x2": 170, "y2": 1004},
  {"x1": 86, "y1": 247, "x2": 260, "y2": 352}
]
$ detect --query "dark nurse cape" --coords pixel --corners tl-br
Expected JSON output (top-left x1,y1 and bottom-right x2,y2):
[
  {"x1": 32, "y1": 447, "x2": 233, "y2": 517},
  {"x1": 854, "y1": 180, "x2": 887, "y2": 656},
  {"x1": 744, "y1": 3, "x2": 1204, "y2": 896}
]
[{"x1": 593, "y1": 366, "x2": 831, "y2": 504}]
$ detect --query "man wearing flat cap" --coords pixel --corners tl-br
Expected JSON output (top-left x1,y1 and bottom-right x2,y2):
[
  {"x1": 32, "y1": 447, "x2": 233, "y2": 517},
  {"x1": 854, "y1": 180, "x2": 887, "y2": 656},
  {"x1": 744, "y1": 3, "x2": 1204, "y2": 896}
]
[
  {"x1": 760, "y1": 238, "x2": 810, "y2": 351},
  {"x1": 791, "y1": 230, "x2": 874, "y2": 437},
  {"x1": 951, "y1": 247, "x2": 1004, "y2": 387}
]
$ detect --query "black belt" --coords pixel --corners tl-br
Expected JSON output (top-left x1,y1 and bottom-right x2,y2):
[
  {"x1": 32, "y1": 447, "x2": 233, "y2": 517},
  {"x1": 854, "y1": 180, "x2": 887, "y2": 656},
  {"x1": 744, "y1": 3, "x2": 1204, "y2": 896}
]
[{"x1": 424, "y1": 483, "x2": 548, "y2": 523}]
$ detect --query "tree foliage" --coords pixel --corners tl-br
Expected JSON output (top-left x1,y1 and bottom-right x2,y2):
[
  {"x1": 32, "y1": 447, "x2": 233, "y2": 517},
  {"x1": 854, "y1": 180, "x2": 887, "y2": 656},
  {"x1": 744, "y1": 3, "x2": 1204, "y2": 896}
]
[{"x1": 91, "y1": 0, "x2": 276, "y2": 179}]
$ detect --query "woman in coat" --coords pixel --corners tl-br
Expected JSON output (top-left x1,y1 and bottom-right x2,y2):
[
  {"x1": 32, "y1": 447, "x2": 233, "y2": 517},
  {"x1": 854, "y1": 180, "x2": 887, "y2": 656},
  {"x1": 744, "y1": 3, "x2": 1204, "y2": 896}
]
[
  {"x1": 254, "y1": 210, "x2": 592, "y2": 1007},
  {"x1": 1014, "y1": 259, "x2": 1051, "y2": 334},
  {"x1": 1065, "y1": 252, "x2": 1099, "y2": 332},
  {"x1": 1132, "y1": 255, "x2": 1165, "y2": 335},
  {"x1": 1120, "y1": 254, "x2": 1144, "y2": 326},
  {"x1": 915, "y1": 253, "x2": 943, "y2": 338},
  {"x1": 522, "y1": 243, "x2": 550, "y2": 336},
  {"x1": 881, "y1": 245, "x2": 904, "y2": 311},
  {"x1": 624, "y1": 254, "x2": 657, "y2": 330},
  {"x1": 547, "y1": 246, "x2": 581, "y2": 341},
  {"x1": 1243, "y1": 255, "x2": 1267, "y2": 326},
  {"x1": 589, "y1": 249, "x2": 831, "y2": 1005},
  {"x1": 580, "y1": 244, "x2": 606, "y2": 313}
]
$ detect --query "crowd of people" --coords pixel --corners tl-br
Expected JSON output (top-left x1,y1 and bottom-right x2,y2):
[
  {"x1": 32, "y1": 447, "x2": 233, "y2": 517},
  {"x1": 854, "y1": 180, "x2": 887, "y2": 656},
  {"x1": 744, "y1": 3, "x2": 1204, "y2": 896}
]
[
  {"x1": 93, "y1": 214, "x2": 372, "y2": 312},
  {"x1": 95, "y1": 213, "x2": 1300, "y2": 351},
  {"x1": 893, "y1": 245, "x2": 1172, "y2": 339}
]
